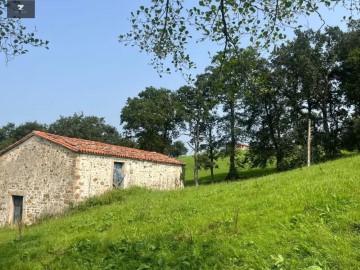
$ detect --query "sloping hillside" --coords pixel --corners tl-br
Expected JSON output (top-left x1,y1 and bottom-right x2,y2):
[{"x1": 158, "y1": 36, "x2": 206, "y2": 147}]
[
  {"x1": 178, "y1": 155, "x2": 275, "y2": 185},
  {"x1": 0, "y1": 156, "x2": 359, "y2": 269}
]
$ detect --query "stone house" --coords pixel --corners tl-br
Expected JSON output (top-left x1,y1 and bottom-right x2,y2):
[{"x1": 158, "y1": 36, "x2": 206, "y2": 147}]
[
  {"x1": 0, "y1": 131, "x2": 185, "y2": 226},
  {"x1": 236, "y1": 143, "x2": 249, "y2": 150}
]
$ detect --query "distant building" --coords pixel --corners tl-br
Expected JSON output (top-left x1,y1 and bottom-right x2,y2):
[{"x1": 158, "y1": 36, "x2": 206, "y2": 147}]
[
  {"x1": 236, "y1": 143, "x2": 249, "y2": 150},
  {"x1": 0, "y1": 131, "x2": 184, "y2": 226}
]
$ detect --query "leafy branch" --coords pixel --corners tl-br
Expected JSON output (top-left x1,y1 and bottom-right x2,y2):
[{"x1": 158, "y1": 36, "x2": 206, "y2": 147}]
[{"x1": 119, "y1": 0, "x2": 359, "y2": 77}]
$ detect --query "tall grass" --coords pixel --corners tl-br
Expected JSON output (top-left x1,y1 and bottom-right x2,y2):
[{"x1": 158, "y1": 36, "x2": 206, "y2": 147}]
[{"x1": 0, "y1": 155, "x2": 359, "y2": 269}]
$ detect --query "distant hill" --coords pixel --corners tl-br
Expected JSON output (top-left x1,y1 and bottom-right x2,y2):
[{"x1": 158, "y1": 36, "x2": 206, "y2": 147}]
[{"x1": 0, "y1": 155, "x2": 359, "y2": 269}]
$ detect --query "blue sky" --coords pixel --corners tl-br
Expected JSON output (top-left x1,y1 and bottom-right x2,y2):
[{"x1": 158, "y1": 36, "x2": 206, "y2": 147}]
[{"x1": 0, "y1": 1, "x2": 357, "y2": 132}]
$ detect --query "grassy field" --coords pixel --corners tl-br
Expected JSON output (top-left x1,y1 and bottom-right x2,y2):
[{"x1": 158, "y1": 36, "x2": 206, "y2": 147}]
[
  {"x1": 178, "y1": 155, "x2": 276, "y2": 186},
  {"x1": 0, "y1": 155, "x2": 359, "y2": 269}
]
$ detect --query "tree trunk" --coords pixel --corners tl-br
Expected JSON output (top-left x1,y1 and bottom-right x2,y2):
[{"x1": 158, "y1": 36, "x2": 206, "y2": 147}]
[
  {"x1": 194, "y1": 157, "x2": 199, "y2": 186},
  {"x1": 193, "y1": 123, "x2": 200, "y2": 186},
  {"x1": 276, "y1": 150, "x2": 284, "y2": 171},
  {"x1": 321, "y1": 74, "x2": 336, "y2": 157},
  {"x1": 307, "y1": 118, "x2": 311, "y2": 167},
  {"x1": 208, "y1": 125, "x2": 215, "y2": 184},
  {"x1": 210, "y1": 166, "x2": 214, "y2": 184},
  {"x1": 226, "y1": 96, "x2": 239, "y2": 180}
]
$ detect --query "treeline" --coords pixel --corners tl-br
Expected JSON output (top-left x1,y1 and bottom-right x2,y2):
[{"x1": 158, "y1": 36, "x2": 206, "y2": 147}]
[
  {"x1": 1, "y1": 22, "x2": 359, "y2": 184},
  {"x1": 0, "y1": 113, "x2": 188, "y2": 158},
  {"x1": 0, "y1": 113, "x2": 132, "y2": 149},
  {"x1": 120, "y1": 21, "x2": 360, "y2": 184}
]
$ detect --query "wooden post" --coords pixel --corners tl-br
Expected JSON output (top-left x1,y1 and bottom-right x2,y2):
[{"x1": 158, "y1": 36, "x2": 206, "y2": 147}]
[{"x1": 307, "y1": 119, "x2": 311, "y2": 167}]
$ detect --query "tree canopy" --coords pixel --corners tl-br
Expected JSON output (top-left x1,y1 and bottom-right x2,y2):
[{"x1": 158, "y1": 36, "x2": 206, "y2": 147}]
[
  {"x1": 119, "y1": 0, "x2": 359, "y2": 75},
  {"x1": 120, "y1": 87, "x2": 184, "y2": 153},
  {"x1": 0, "y1": 121, "x2": 47, "y2": 150},
  {"x1": 48, "y1": 112, "x2": 134, "y2": 147},
  {"x1": 167, "y1": 140, "x2": 188, "y2": 157},
  {"x1": 0, "y1": 113, "x2": 135, "y2": 151}
]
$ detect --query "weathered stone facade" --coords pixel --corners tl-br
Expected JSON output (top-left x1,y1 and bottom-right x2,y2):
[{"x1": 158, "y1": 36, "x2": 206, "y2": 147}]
[
  {"x1": 0, "y1": 134, "x2": 184, "y2": 226},
  {"x1": 76, "y1": 154, "x2": 183, "y2": 201},
  {"x1": 0, "y1": 136, "x2": 79, "y2": 226}
]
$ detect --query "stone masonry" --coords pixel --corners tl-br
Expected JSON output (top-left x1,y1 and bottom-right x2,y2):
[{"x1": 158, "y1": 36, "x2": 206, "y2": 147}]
[
  {"x1": 0, "y1": 136, "x2": 78, "y2": 226},
  {"x1": 0, "y1": 132, "x2": 184, "y2": 226}
]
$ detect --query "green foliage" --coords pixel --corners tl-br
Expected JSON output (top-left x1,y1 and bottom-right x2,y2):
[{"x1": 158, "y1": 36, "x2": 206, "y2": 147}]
[
  {"x1": 210, "y1": 47, "x2": 261, "y2": 179},
  {"x1": 0, "y1": 113, "x2": 135, "y2": 151},
  {"x1": 342, "y1": 48, "x2": 360, "y2": 113},
  {"x1": 0, "y1": 0, "x2": 49, "y2": 62},
  {"x1": 197, "y1": 151, "x2": 218, "y2": 170},
  {"x1": 342, "y1": 116, "x2": 360, "y2": 151},
  {"x1": 177, "y1": 77, "x2": 219, "y2": 185},
  {"x1": 166, "y1": 140, "x2": 188, "y2": 157},
  {"x1": 121, "y1": 87, "x2": 184, "y2": 153},
  {"x1": 119, "y1": 0, "x2": 359, "y2": 76},
  {"x1": 48, "y1": 112, "x2": 135, "y2": 147},
  {"x1": 1, "y1": 155, "x2": 360, "y2": 269},
  {"x1": 0, "y1": 121, "x2": 47, "y2": 150},
  {"x1": 335, "y1": 20, "x2": 360, "y2": 116},
  {"x1": 245, "y1": 23, "x2": 360, "y2": 169}
]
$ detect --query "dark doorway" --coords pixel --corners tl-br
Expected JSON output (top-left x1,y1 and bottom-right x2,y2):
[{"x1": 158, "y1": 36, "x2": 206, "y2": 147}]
[
  {"x1": 12, "y1": 195, "x2": 23, "y2": 224},
  {"x1": 113, "y1": 162, "x2": 124, "y2": 188}
]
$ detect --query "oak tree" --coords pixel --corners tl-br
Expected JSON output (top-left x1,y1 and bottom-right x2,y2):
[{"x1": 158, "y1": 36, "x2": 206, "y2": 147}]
[
  {"x1": 48, "y1": 113, "x2": 134, "y2": 147},
  {"x1": 120, "y1": 87, "x2": 184, "y2": 153}
]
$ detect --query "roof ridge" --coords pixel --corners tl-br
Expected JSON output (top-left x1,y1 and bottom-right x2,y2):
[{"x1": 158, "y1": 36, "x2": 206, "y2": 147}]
[
  {"x1": 30, "y1": 131, "x2": 185, "y2": 166},
  {"x1": 0, "y1": 132, "x2": 35, "y2": 156},
  {"x1": 34, "y1": 131, "x2": 80, "y2": 152}
]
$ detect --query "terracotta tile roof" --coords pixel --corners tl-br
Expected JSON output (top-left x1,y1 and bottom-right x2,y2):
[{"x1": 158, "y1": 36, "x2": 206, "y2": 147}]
[{"x1": 0, "y1": 131, "x2": 185, "y2": 166}]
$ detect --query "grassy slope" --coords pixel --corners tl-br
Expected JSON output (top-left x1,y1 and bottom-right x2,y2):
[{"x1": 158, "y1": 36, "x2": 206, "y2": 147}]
[
  {"x1": 178, "y1": 155, "x2": 275, "y2": 186},
  {"x1": 0, "y1": 156, "x2": 359, "y2": 269}
]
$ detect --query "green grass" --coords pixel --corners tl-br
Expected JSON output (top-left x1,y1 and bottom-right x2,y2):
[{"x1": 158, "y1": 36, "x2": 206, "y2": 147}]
[
  {"x1": 0, "y1": 155, "x2": 360, "y2": 269},
  {"x1": 178, "y1": 155, "x2": 276, "y2": 186}
]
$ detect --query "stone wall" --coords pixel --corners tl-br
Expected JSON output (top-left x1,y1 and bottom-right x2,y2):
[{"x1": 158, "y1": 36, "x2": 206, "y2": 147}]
[
  {"x1": 76, "y1": 154, "x2": 184, "y2": 199},
  {"x1": 123, "y1": 159, "x2": 184, "y2": 190},
  {"x1": 0, "y1": 137, "x2": 184, "y2": 226},
  {"x1": 0, "y1": 137, "x2": 79, "y2": 226}
]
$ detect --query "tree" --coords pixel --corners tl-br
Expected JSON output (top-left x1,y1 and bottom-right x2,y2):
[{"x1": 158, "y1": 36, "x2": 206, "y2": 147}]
[
  {"x1": 209, "y1": 47, "x2": 260, "y2": 180},
  {"x1": 341, "y1": 116, "x2": 360, "y2": 151},
  {"x1": 196, "y1": 73, "x2": 221, "y2": 184},
  {"x1": 167, "y1": 140, "x2": 188, "y2": 157},
  {"x1": 0, "y1": 123, "x2": 15, "y2": 150},
  {"x1": 244, "y1": 54, "x2": 313, "y2": 170},
  {"x1": 177, "y1": 85, "x2": 204, "y2": 186},
  {"x1": 48, "y1": 112, "x2": 134, "y2": 147},
  {"x1": 336, "y1": 20, "x2": 360, "y2": 115},
  {"x1": 119, "y1": 0, "x2": 359, "y2": 75},
  {"x1": 0, "y1": 121, "x2": 47, "y2": 150},
  {"x1": 120, "y1": 87, "x2": 184, "y2": 153},
  {"x1": 245, "y1": 24, "x2": 358, "y2": 169},
  {"x1": 272, "y1": 27, "x2": 351, "y2": 160},
  {"x1": 177, "y1": 76, "x2": 218, "y2": 185},
  {"x1": 341, "y1": 48, "x2": 360, "y2": 114},
  {"x1": 0, "y1": 0, "x2": 48, "y2": 62}
]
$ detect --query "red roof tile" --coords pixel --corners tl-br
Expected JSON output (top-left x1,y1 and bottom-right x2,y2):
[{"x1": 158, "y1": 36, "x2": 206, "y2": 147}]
[{"x1": 0, "y1": 131, "x2": 185, "y2": 166}]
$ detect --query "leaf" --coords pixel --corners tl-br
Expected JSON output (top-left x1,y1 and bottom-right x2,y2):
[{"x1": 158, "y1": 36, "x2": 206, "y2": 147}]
[{"x1": 285, "y1": 1, "x2": 292, "y2": 8}]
